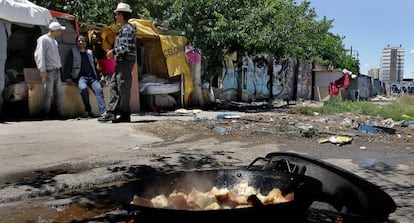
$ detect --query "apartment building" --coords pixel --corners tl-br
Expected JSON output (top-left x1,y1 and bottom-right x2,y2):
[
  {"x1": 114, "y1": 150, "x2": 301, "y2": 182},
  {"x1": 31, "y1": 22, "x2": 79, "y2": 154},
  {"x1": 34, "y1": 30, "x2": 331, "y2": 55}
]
[
  {"x1": 379, "y1": 45, "x2": 404, "y2": 82},
  {"x1": 368, "y1": 67, "x2": 380, "y2": 79}
]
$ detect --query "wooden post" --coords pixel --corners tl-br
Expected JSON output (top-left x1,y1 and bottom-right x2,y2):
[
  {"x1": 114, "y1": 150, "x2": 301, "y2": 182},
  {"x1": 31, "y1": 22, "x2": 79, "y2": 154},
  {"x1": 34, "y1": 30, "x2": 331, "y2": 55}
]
[
  {"x1": 316, "y1": 86, "x2": 321, "y2": 101},
  {"x1": 191, "y1": 62, "x2": 204, "y2": 107},
  {"x1": 130, "y1": 61, "x2": 140, "y2": 112},
  {"x1": 181, "y1": 74, "x2": 184, "y2": 107}
]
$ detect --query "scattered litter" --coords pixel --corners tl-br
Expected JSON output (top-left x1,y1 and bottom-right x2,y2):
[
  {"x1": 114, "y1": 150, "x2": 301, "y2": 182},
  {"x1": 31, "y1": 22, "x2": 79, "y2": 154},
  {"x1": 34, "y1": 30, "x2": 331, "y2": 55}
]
[
  {"x1": 339, "y1": 116, "x2": 358, "y2": 128},
  {"x1": 402, "y1": 120, "x2": 414, "y2": 126},
  {"x1": 296, "y1": 123, "x2": 316, "y2": 138},
  {"x1": 131, "y1": 146, "x2": 141, "y2": 150},
  {"x1": 357, "y1": 123, "x2": 396, "y2": 134},
  {"x1": 216, "y1": 113, "x2": 241, "y2": 119},
  {"x1": 369, "y1": 95, "x2": 394, "y2": 101},
  {"x1": 381, "y1": 118, "x2": 395, "y2": 128},
  {"x1": 211, "y1": 124, "x2": 227, "y2": 134},
  {"x1": 358, "y1": 124, "x2": 380, "y2": 133},
  {"x1": 318, "y1": 135, "x2": 352, "y2": 146},
  {"x1": 175, "y1": 108, "x2": 202, "y2": 114}
]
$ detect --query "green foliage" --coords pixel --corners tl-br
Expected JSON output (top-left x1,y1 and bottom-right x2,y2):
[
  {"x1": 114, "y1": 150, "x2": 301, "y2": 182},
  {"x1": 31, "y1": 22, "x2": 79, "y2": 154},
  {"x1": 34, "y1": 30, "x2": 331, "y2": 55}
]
[
  {"x1": 33, "y1": 0, "x2": 117, "y2": 24},
  {"x1": 292, "y1": 96, "x2": 414, "y2": 121},
  {"x1": 32, "y1": 0, "x2": 360, "y2": 73},
  {"x1": 396, "y1": 94, "x2": 414, "y2": 106}
]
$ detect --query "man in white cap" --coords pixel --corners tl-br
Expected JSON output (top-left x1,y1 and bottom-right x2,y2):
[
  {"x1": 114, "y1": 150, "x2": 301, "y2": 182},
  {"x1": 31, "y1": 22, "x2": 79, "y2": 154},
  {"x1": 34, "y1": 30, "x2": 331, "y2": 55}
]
[
  {"x1": 98, "y1": 2, "x2": 136, "y2": 123},
  {"x1": 34, "y1": 21, "x2": 66, "y2": 118}
]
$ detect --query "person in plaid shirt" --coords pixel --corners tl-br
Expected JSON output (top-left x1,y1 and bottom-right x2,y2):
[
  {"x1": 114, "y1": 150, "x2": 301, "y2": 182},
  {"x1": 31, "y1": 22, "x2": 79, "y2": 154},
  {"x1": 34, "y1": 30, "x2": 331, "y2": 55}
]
[{"x1": 99, "y1": 2, "x2": 136, "y2": 123}]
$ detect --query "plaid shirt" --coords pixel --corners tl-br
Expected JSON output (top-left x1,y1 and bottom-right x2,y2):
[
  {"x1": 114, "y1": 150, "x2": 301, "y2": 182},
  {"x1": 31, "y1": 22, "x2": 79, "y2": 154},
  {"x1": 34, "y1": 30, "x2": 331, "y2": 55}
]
[{"x1": 113, "y1": 23, "x2": 136, "y2": 58}]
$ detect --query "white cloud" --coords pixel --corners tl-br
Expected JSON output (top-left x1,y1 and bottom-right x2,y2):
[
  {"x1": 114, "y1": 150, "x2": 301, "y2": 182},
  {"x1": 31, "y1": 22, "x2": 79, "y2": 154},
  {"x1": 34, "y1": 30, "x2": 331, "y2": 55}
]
[{"x1": 410, "y1": 49, "x2": 414, "y2": 54}]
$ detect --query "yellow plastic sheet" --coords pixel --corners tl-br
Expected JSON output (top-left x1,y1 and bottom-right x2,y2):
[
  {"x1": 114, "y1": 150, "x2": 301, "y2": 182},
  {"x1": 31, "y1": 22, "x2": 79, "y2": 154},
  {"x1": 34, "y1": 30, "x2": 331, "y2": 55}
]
[
  {"x1": 89, "y1": 19, "x2": 193, "y2": 106},
  {"x1": 318, "y1": 135, "x2": 353, "y2": 146},
  {"x1": 159, "y1": 35, "x2": 192, "y2": 105},
  {"x1": 129, "y1": 19, "x2": 159, "y2": 39}
]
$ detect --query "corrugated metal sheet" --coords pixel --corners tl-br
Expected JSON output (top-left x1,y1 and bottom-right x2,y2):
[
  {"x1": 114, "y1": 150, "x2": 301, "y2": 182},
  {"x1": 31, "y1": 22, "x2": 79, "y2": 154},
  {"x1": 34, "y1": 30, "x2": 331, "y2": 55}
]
[
  {"x1": 296, "y1": 62, "x2": 313, "y2": 100},
  {"x1": 220, "y1": 55, "x2": 389, "y2": 102},
  {"x1": 348, "y1": 74, "x2": 373, "y2": 100}
]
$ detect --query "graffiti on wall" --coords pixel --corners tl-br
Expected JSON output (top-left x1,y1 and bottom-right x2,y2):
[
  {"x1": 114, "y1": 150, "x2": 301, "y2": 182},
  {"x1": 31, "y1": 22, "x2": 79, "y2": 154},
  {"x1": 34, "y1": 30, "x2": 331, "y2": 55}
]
[
  {"x1": 390, "y1": 82, "x2": 414, "y2": 95},
  {"x1": 222, "y1": 52, "x2": 238, "y2": 91},
  {"x1": 221, "y1": 52, "x2": 292, "y2": 101}
]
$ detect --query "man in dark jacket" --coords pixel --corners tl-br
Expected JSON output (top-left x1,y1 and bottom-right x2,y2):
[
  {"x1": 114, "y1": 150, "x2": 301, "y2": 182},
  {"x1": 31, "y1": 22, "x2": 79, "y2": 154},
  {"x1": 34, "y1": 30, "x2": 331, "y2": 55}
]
[{"x1": 65, "y1": 35, "x2": 107, "y2": 118}]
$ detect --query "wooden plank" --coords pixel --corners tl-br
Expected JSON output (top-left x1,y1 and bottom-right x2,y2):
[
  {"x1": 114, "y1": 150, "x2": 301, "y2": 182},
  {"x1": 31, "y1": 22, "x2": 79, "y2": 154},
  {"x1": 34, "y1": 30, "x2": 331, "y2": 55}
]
[{"x1": 317, "y1": 86, "x2": 321, "y2": 101}]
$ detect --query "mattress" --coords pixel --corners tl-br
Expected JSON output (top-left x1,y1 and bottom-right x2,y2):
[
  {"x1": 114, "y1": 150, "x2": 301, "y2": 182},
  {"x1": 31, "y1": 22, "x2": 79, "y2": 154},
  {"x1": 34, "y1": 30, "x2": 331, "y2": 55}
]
[{"x1": 140, "y1": 82, "x2": 180, "y2": 95}]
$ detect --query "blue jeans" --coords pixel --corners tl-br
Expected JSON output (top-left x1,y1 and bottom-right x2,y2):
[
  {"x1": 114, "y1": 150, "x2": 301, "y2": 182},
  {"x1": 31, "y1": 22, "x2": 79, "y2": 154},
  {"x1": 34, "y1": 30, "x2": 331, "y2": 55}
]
[{"x1": 78, "y1": 76, "x2": 106, "y2": 114}]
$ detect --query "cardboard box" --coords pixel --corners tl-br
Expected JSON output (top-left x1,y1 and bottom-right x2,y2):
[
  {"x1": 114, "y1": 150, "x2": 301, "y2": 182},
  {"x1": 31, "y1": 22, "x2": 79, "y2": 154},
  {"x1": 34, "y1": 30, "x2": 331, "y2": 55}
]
[
  {"x1": 24, "y1": 68, "x2": 41, "y2": 83},
  {"x1": 27, "y1": 81, "x2": 109, "y2": 117}
]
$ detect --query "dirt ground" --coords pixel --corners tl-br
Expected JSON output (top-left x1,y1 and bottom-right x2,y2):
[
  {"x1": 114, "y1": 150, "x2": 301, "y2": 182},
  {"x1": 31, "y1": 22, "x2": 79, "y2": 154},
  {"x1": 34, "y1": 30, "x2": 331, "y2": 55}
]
[
  {"x1": 0, "y1": 101, "x2": 413, "y2": 222},
  {"x1": 134, "y1": 109, "x2": 414, "y2": 151}
]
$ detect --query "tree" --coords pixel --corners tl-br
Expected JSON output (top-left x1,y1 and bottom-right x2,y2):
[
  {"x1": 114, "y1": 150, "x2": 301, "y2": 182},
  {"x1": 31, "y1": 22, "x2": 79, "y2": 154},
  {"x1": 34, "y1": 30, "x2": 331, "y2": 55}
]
[
  {"x1": 161, "y1": 0, "x2": 358, "y2": 73},
  {"x1": 33, "y1": 0, "x2": 359, "y2": 73}
]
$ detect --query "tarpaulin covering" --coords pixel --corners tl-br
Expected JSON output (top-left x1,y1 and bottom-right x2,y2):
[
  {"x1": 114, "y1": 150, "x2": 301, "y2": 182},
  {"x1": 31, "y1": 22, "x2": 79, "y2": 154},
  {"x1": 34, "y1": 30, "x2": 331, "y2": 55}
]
[
  {"x1": 93, "y1": 18, "x2": 160, "y2": 52},
  {"x1": 159, "y1": 35, "x2": 191, "y2": 77},
  {"x1": 329, "y1": 73, "x2": 351, "y2": 96},
  {"x1": 91, "y1": 19, "x2": 193, "y2": 106},
  {"x1": 129, "y1": 19, "x2": 159, "y2": 39},
  {"x1": 0, "y1": 0, "x2": 52, "y2": 26},
  {"x1": 159, "y1": 35, "x2": 192, "y2": 105}
]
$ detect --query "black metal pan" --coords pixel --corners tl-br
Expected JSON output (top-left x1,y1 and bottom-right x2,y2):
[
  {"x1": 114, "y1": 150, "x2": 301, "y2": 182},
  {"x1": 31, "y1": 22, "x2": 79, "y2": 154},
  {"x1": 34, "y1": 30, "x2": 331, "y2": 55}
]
[
  {"x1": 248, "y1": 152, "x2": 397, "y2": 222},
  {"x1": 113, "y1": 169, "x2": 322, "y2": 222}
]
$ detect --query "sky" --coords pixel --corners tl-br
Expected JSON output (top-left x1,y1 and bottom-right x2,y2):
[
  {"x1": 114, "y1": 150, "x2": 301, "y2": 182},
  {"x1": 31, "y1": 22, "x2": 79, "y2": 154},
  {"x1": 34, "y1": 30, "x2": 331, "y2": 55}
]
[{"x1": 303, "y1": 0, "x2": 414, "y2": 78}]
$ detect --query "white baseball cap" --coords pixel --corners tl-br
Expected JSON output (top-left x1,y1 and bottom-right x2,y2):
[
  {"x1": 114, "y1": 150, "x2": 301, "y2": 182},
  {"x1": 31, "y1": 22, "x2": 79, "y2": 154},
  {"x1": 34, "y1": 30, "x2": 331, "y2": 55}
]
[
  {"x1": 114, "y1": 2, "x2": 132, "y2": 13},
  {"x1": 48, "y1": 21, "x2": 66, "y2": 31}
]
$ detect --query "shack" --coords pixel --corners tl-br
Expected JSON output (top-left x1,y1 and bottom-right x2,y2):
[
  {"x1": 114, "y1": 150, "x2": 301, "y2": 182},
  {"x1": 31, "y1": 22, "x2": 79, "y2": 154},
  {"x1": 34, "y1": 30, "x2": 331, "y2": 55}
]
[
  {"x1": 1, "y1": 1, "x2": 192, "y2": 118},
  {"x1": 89, "y1": 19, "x2": 192, "y2": 112},
  {"x1": 0, "y1": 0, "x2": 84, "y2": 118},
  {"x1": 0, "y1": 0, "x2": 52, "y2": 117}
]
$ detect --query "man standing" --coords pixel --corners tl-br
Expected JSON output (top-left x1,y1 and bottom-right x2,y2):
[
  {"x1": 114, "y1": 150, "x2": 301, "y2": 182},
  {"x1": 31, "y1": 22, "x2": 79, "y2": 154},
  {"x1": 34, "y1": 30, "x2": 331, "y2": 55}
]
[
  {"x1": 65, "y1": 35, "x2": 107, "y2": 118},
  {"x1": 98, "y1": 2, "x2": 136, "y2": 123},
  {"x1": 34, "y1": 21, "x2": 65, "y2": 118}
]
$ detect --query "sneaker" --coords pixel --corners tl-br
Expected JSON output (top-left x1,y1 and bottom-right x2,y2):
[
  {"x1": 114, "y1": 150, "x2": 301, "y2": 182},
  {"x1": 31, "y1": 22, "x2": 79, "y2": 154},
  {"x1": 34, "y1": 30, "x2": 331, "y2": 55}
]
[
  {"x1": 97, "y1": 112, "x2": 115, "y2": 122},
  {"x1": 112, "y1": 116, "x2": 131, "y2": 123}
]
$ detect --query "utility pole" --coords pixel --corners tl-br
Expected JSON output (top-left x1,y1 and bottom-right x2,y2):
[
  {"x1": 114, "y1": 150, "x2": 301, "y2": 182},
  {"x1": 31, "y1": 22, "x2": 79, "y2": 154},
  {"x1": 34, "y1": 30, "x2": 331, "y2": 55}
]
[{"x1": 349, "y1": 46, "x2": 359, "y2": 59}]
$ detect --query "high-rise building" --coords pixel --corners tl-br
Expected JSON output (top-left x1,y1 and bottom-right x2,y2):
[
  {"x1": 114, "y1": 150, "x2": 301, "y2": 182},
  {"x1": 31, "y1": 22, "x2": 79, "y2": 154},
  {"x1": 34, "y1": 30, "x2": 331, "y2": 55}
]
[
  {"x1": 368, "y1": 67, "x2": 380, "y2": 79},
  {"x1": 379, "y1": 45, "x2": 404, "y2": 82}
]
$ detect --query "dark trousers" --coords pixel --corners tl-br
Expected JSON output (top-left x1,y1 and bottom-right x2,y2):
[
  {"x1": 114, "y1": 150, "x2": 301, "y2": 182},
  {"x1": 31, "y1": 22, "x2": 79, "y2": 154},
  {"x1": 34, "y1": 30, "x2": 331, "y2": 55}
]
[{"x1": 107, "y1": 59, "x2": 134, "y2": 117}]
